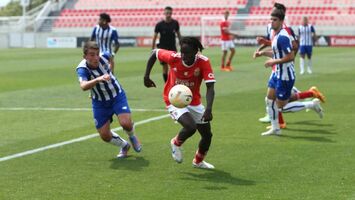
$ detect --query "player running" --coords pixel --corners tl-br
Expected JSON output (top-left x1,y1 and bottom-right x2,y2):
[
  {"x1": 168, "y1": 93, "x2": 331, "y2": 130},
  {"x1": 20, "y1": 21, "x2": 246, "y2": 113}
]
[
  {"x1": 254, "y1": 9, "x2": 324, "y2": 136},
  {"x1": 76, "y1": 41, "x2": 141, "y2": 158},
  {"x1": 144, "y1": 37, "x2": 216, "y2": 169}
]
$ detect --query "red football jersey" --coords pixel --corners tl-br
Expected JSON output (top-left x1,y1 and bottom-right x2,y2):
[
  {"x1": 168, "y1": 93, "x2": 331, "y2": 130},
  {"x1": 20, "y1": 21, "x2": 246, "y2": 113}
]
[
  {"x1": 157, "y1": 49, "x2": 216, "y2": 106},
  {"x1": 220, "y1": 20, "x2": 231, "y2": 41}
]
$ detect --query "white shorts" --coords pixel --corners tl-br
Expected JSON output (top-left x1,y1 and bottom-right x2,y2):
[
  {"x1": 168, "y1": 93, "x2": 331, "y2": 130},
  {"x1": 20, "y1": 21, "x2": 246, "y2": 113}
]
[
  {"x1": 167, "y1": 104, "x2": 207, "y2": 124},
  {"x1": 221, "y1": 40, "x2": 235, "y2": 51}
]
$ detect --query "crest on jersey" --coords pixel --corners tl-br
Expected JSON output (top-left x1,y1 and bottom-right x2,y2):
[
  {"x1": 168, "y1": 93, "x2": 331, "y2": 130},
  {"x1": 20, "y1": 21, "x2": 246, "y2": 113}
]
[
  {"x1": 184, "y1": 72, "x2": 189, "y2": 76},
  {"x1": 194, "y1": 68, "x2": 200, "y2": 77}
]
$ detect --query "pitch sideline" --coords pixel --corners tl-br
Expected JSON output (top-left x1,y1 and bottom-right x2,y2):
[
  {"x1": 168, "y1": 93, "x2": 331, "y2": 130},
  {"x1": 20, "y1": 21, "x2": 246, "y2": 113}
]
[{"x1": 0, "y1": 114, "x2": 170, "y2": 163}]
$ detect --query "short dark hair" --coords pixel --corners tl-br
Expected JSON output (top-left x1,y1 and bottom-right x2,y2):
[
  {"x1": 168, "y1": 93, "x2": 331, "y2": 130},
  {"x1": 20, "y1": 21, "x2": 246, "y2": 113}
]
[
  {"x1": 165, "y1": 6, "x2": 173, "y2": 11},
  {"x1": 180, "y1": 37, "x2": 204, "y2": 52},
  {"x1": 271, "y1": 8, "x2": 285, "y2": 21},
  {"x1": 274, "y1": 2, "x2": 286, "y2": 13},
  {"x1": 99, "y1": 13, "x2": 111, "y2": 23},
  {"x1": 83, "y1": 41, "x2": 99, "y2": 55}
]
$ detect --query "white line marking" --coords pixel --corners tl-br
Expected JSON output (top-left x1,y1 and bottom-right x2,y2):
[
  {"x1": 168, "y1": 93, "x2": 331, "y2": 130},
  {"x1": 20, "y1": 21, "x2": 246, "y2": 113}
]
[
  {"x1": 0, "y1": 107, "x2": 165, "y2": 112},
  {"x1": 0, "y1": 114, "x2": 170, "y2": 162}
]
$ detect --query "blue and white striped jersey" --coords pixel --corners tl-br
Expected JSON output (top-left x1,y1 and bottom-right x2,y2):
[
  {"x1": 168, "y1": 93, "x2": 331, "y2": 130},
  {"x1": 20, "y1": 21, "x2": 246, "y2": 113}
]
[
  {"x1": 76, "y1": 53, "x2": 122, "y2": 101},
  {"x1": 91, "y1": 25, "x2": 119, "y2": 54},
  {"x1": 298, "y1": 24, "x2": 315, "y2": 46},
  {"x1": 271, "y1": 28, "x2": 295, "y2": 81}
]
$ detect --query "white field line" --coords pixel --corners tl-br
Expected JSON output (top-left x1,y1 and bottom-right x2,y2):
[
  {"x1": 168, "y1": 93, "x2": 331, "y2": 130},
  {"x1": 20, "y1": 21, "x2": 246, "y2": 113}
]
[
  {"x1": 0, "y1": 107, "x2": 165, "y2": 112},
  {"x1": 0, "y1": 114, "x2": 170, "y2": 163}
]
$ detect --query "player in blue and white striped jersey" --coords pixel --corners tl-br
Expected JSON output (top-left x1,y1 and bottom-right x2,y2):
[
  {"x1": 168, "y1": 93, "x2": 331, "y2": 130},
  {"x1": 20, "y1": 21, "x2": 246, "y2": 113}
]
[
  {"x1": 91, "y1": 13, "x2": 120, "y2": 74},
  {"x1": 254, "y1": 9, "x2": 323, "y2": 136},
  {"x1": 76, "y1": 41, "x2": 141, "y2": 158},
  {"x1": 298, "y1": 16, "x2": 316, "y2": 74}
]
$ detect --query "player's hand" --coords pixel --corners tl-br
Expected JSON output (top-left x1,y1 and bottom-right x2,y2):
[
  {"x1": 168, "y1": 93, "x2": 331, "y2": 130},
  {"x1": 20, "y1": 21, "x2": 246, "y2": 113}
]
[
  {"x1": 253, "y1": 51, "x2": 262, "y2": 59},
  {"x1": 98, "y1": 74, "x2": 111, "y2": 82},
  {"x1": 264, "y1": 59, "x2": 275, "y2": 68},
  {"x1": 144, "y1": 76, "x2": 156, "y2": 88},
  {"x1": 201, "y1": 109, "x2": 213, "y2": 122},
  {"x1": 256, "y1": 37, "x2": 269, "y2": 45}
]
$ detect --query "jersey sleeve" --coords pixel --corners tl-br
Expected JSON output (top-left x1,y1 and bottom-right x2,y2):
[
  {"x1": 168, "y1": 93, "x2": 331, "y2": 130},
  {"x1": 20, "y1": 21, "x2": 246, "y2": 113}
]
[
  {"x1": 101, "y1": 52, "x2": 111, "y2": 61},
  {"x1": 201, "y1": 60, "x2": 216, "y2": 83},
  {"x1": 76, "y1": 67, "x2": 90, "y2": 82},
  {"x1": 277, "y1": 35, "x2": 292, "y2": 54},
  {"x1": 156, "y1": 49, "x2": 175, "y2": 64},
  {"x1": 176, "y1": 20, "x2": 180, "y2": 32}
]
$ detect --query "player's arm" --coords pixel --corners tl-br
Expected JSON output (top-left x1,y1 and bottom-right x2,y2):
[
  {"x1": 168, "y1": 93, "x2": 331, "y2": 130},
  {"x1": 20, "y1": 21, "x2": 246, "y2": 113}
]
[
  {"x1": 90, "y1": 28, "x2": 96, "y2": 41},
  {"x1": 152, "y1": 32, "x2": 158, "y2": 49},
  {"x1": 311, "y1": 26, "x2": 317, "y2": 45},
  {"x1": 77, "y1": 68, "x2": 111, "y2": 91},
  {"x1": 112, "y1": 30, "x2": 120, "y2": 55},
  {"x1": 254, "y1": 49, "x2": 273, "y2": 58},
  {"x1": 144, "y1": 49, "x2": 158, "y2": 87},
  {"x1": 202, "y1": 82, "x2": 215, "y2": 122},
  {"x1": 176, "y1": 21, "x2": 182, "y2": 45}
]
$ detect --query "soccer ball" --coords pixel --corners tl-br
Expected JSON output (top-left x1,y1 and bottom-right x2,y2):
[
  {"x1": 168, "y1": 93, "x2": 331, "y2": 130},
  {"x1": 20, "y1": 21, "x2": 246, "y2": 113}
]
[{"x1": 168, "y1": 84, "x2": 193, "y2": 108}]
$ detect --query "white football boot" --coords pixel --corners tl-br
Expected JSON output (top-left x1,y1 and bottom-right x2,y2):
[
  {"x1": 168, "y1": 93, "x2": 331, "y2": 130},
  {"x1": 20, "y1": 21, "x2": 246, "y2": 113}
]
[
  {"x1": 259, "y1": 114, "x2": 271, "y2": 123},
  {"x1": 311, "y1": 98, "x2": 324, "y2": 119},
  {"x1": 192, "y1": 159, "x2": 215, "y2": 169},
  {"x1": 261, "y1": 128, "x2": 281, "y2": 136},
  {"x1": 171, "y1": 138, "x2": 183, "y2": 163}
]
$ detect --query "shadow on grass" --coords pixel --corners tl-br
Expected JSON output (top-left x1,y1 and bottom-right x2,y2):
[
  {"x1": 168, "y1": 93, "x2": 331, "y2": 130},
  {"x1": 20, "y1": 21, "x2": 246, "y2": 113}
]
[
  {"x1": 279, "y1": 135, "x2": 335, "y2": 143},
  {"x1": 182, "y1": 169, "x2": 255, "y2": 189},
  {"x1": 285, "y1": 127, "x2": 336, "y2": 135},
  {"x1": 109, "y1": 156, "x2": 149, "y2": 171},
  {"x1": 287, "y1": 120, "x2": 333, "y2": 127}
]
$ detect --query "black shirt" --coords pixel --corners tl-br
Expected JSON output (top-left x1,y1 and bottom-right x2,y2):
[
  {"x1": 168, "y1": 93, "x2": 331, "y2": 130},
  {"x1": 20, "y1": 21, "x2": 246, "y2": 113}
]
[{"x1": 154, "y1": 19, "x2": 180, "y2": 51}]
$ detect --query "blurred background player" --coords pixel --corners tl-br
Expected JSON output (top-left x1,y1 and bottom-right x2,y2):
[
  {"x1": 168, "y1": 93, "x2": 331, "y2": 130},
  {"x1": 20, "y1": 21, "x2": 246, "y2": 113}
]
[
  {"x1": 220, "y1": 10, "x2": 238, "y2": 72},
  {"x1": 144, "y1": 37, "x2": 215, "y2": 169},
  {"x1": 254, "y1": 9, "x2": 323, "y2": 136},
  {"x1": 76, "y1": 41, "x2": 141, "y2": 158},
  {"x1": 152, "y1": 6, "x2": 182, "y2": 82},
  {"x1": 298, "y1": 16, "x2": 317, "y2": 74},
  {"x1": 90, "y1": 13, "x2": 120, "y2": 74}
]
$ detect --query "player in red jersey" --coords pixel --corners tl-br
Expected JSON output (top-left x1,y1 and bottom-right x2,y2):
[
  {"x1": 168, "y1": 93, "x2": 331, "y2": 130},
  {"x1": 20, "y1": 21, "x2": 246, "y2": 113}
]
[
  {"x1": 220, "y1": 10, "x2": 237, "y2": 72},
  {"x1": 144, "y1": 37, "x2": 216, "y2": 169}
]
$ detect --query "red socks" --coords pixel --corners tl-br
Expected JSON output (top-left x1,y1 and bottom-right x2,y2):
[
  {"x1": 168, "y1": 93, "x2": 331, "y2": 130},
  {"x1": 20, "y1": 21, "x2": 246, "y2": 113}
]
[
  {"x1": 296, "y1": 91, "x2": 314, "y2": 100},
  {"x1": 194, "y1": 149, "x2": 206, "y2": 164}
]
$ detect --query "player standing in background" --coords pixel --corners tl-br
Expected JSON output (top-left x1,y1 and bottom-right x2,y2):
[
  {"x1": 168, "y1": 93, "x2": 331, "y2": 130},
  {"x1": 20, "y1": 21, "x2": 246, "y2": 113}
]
[
  {"x1": 144, "y1": 37, "x2": 216, "y2": 169},
  {"x1": 152, "y1": 6, "x2": 182, "y2": 82},
  {"x1": 76, "y1": 41, "x2": 141, "y2": 158},
  {"x1": 220, "y1": 10, "x2": 237, "y2": 72},
  {"x1": 298, "y1": 16, "x2": 316, "y2": 74},
  {"x1": 254, "y1": 9, "x2": 323, "y2": 136},
  {"x1": 91, "y1": 13, "x2": 120, "y2": 74}
]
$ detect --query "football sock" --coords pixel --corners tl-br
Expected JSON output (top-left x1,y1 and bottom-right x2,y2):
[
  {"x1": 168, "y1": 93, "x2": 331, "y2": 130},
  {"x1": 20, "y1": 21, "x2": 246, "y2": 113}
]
[
  {"x1": 282, "y1": 101, "x2": 313, "y2": 112},
  {"x1": 296, "y1": 91, "x2": 314, "y2": 100},
  {"x1": 278, "y1": 112, "x2": 285, "y2": 124},
  {"x1": 194, "y1": 149, "x2": 206, "y2": 164},
  {"x1": 110, "y1": 131, "x2": 127, "y2": 147},
  {"x1": 300, "y1": 57, "x2": 305, "y2": 73},
  {"x1": 124, "y1": 124, "x2": 135, "y2": 137},
  {"x1": 267, "y1": 99, "x2": 279, "y2": 130},
  {"x1": 173, "y1": 135, "x2": 183, "y2": 146},
  {"x1": 264, "y1": 96, "x2": 269, "y2": 115},
  {"x1": 307, "y1": 60, "x2": 312, "y2": 71}
]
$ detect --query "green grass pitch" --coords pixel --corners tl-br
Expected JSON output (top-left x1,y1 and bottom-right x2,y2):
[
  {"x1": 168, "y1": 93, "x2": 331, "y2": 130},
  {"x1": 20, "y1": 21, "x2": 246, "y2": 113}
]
[{"x1": 0, "y1": 46, "x2": 354, "y2": 199}]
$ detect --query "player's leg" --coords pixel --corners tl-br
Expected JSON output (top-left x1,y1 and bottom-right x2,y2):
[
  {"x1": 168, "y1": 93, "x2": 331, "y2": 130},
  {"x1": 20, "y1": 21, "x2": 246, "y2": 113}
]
[
  {"x1": 226, "y1": 41, "x2": 235, "y2": 70},
  {"x1": 299, "y1": 46, "x2": 306, "y2": 75},
  {"x1": 193, "y1": 122, "x2": 214, "y2": 169},
  {"x1": 306, "y1": 46, "x2": 313, "y2": 74},
  {"x1": 289, "y1": 86, "x2": 325, "y2": 103},
  {"x1": 109, "y1": 56, "x2": 115, "y2": 74},
  {"x1": 282, "y1": 99, "x2": 323, "y2": 118},
  {"x1": 261, "y1": 87, "x2": 281, "y2": 136},
  {"x1": 187, "y1": 104, "x2": 214, "y2": 169},
  {"x1": 161, "y1": 62, "x2": 169, "y2": 82},
  {"x1": 168, "y1": 105, "x2": 197, "y2": 163},
  {"x1": 114, "y1": 92, "x2": 142, "y2": 153},
  {"x1": 259, "y1": 96, "x2": 271, "y2": 123}
]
